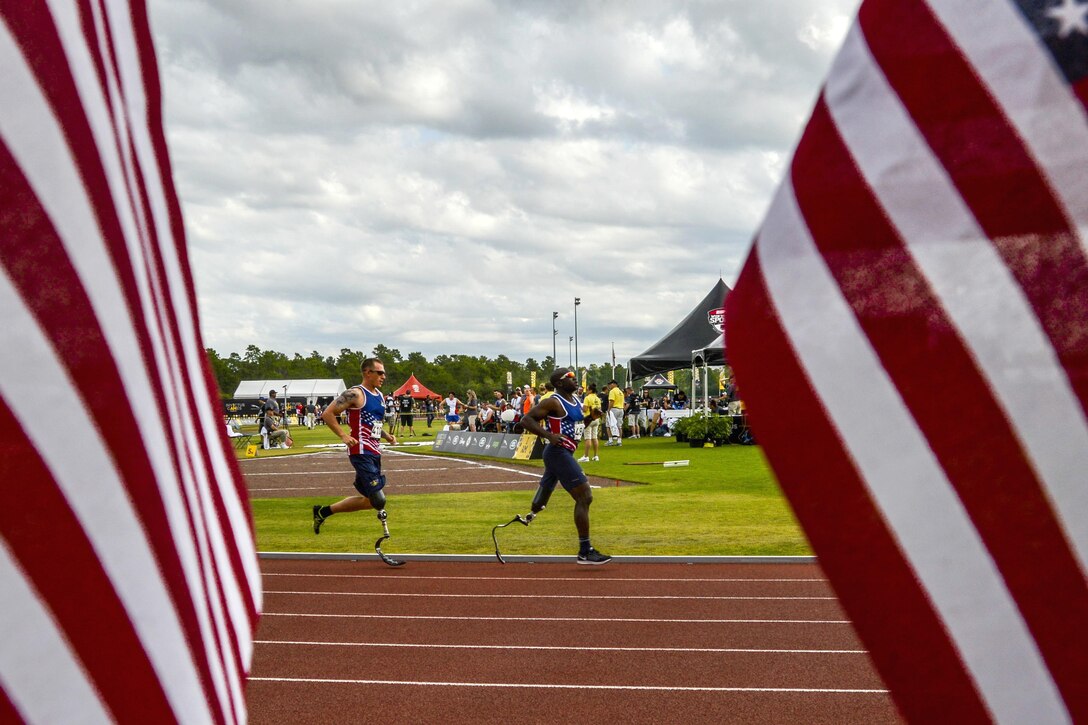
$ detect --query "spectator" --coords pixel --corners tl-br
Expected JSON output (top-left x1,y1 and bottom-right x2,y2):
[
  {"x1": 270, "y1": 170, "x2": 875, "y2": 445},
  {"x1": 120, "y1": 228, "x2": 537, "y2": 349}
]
[
  {"x1": 464, "y1": 390, "x2": 480, "y2": 431},
  {"x1": 306, "y1": 400, "x2": 317, "y2": 429},
  {"x1": 385, "y1": 393, "x2": 397, "y2": 430},
  {"x1": 424, "y1": 397, "x2": 437, "y2": 427},
  {"x1": 623, "y1": 386, "x2": 641, "y2": 439},
  {"x1": 604, "y1": 380, "x2": 624, "y2": 446},
  {"x1": 444, "y1": 391, "x2": 463, "y2": 430},
  {"x1": 261, "y1": 390, "x2": 288, "y2": 449},
  {"x1": 578, "y1": 383, "x2": 602, "y2": 462},
  {"x1": 520, "y1": 386, "x2": 536, "y2": 416},
  {"x1": 478, "y1": 403, "x2": 497, "y2": 432},
  {"x1": 397, "y1": 393, "x2": 416, "y2": 437}
]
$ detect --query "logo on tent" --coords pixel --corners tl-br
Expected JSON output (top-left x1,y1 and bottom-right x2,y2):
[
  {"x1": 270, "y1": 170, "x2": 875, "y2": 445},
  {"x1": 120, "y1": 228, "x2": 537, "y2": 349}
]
[
  {"x1": 708, "y1": 307, "x2": 725, "y2": 333},
  {"x1": 646, "y1": 373, "x2": 671, "y2": 386}
]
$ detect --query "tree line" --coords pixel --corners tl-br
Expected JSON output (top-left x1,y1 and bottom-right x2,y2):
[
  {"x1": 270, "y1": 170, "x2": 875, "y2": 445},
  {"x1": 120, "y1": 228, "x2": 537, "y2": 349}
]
[{"x1": 205, "y1": 344, "x2": 695, "y2": 399}]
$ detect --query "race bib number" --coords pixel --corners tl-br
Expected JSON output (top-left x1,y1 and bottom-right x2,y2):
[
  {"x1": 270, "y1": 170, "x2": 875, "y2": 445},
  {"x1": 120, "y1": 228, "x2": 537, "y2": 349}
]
[
  {"x1": 574, "y1": 422, "x2": 586, "y2": 438},
  {"x1": 371, "y1": 420, "x2": 383, "y2": 439}
]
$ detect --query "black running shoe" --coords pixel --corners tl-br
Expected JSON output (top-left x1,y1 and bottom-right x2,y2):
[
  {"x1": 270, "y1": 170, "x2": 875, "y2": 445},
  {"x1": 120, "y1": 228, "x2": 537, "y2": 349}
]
[
  {"x1": 312, "y1": 505, "x2": 325, "y2": 534},
  {"x1": 577, "y1": 548, "x2": 612, "y2": 565}
]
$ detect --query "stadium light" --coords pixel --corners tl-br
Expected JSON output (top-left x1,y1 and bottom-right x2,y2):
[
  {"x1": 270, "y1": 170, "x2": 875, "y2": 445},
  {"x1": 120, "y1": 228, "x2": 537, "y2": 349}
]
[
  {"x1": 574, "y1": 297, "x2": 581, "y2": 376},
  {"x1": 552, "y1": 311, "x2": 558, "y2": 368}
]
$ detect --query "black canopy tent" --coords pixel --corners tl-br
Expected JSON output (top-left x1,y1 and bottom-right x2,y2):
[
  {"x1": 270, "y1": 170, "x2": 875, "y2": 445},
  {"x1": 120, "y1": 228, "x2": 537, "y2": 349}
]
[
  {"x1": 692, "y1": 332, "x2": 726, "y2": 367},
  {"x1": 630, "y1": 279, "x2": 730, "y2": 378},
  {"x1": 692, "y1": 332, "x2": 726, "y2": 410},
  {"x1": 639, "y1": 373, "x2": 678, "y2": 391}
]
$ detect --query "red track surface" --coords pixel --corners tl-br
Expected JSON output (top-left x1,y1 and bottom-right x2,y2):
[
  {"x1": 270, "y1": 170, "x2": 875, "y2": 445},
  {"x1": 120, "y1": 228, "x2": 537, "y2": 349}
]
[{"x1": 248, "y1": 559, "x2": 902, "y2": 724}]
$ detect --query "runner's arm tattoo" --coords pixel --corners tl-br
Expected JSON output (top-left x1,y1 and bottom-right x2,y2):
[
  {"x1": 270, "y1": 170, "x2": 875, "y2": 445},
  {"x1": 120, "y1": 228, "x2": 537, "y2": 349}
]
[{"x1": 328, "y1": 388, "x2": 359, "y2": 413}]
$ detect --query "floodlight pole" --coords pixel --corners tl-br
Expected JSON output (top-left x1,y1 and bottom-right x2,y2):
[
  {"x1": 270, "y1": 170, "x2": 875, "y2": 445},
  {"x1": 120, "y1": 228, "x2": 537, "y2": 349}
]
[
  {"x1": 552, "y1": 311, "x2": 558, "y2": 368},
  {"x1": 574, "y1": 297, "x2": 581, "y2": 376},
  {"x1": 568, "y1": 336, "x2": 574, "y2": 367}
]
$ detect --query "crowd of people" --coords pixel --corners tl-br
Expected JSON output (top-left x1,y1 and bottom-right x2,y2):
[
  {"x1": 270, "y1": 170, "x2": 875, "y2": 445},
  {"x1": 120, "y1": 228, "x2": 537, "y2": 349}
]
[
  {"x1": 251, "y1": 375, "x2": 740, "y2": 451},
  {"x1": 253, "y1": 391, "x2": 328, "y2": 449}
]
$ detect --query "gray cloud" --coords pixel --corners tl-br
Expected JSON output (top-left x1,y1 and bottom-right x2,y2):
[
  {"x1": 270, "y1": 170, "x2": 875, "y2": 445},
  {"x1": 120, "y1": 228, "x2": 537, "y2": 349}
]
[{"x1": 149, "y1": 0, "x2": 860, "y2": 365}]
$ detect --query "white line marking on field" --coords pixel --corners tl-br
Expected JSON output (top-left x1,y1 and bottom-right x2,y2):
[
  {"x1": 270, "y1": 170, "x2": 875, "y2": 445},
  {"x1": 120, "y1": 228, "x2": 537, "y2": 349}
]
[
  {"x1": 255, "y1": 640, "x2": 866, "y2": 654},
  {"x1": 249, "y1": 676, "x2": 888, "y2": 694},
  {"x1": 265, "y1": 590, "x2": 836, "y2": 601},
  {"x1": 388, "y1": 449, "x2": 540, "y2": 478},
  {"x1": 248, "y1": 480, "x2": 530, "y2": 492},
  {"x1": 263, "y1": 612, "x2": 851, "y2": 624},
  {"x1": 248, "y1": 487, "x2": 345, "y2": 492},
  {"x1": 392, "y1": 480, "x2": 534, "y2": 487},
  {"x1": 261, "y1": 573, "x2": 827, "y2": 583},
  {"x1": 245, "y1": 467, "x2": 458, "y2": 477}
]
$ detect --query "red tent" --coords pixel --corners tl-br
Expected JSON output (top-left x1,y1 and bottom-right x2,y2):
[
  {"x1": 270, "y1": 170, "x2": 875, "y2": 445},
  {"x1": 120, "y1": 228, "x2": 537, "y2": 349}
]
[{"x1": 391, "y1": 373, "x2": 441, "y2": 399}]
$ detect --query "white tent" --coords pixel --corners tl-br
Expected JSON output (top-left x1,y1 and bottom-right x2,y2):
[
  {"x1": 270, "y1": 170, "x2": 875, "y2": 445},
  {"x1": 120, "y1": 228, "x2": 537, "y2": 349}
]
[{"x1": 233, "y1": 379, "x2": 346, "y2": 402}]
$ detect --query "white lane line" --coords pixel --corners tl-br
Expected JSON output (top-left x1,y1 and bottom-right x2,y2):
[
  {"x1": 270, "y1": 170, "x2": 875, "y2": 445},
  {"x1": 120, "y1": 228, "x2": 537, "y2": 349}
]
[
  {"x1": 392, "y1": 480, "x2": 533, "y2": 488},
  {"x1": 387, "y1": 449, "x2": 540, "y2": 478},
  {"x1": 249, "y1": 677, "x2": 887, "y2": 694},
  {"x1": 256, "y1": 640, "x2": 866, "y2": 654},
  {"x1": 245, "y1": 467, "x2": 459, "y2": 477},
  {"x1": 263, "y1": 612, "x2": 851, "y2": 624},
  {"x1": 266, "y1": 590, "x2": 836, "y2": 601},
  {"x1": 248, "y1": 487, "x2": 345, "y2": 492},
  {"x1": 248, "y1": 480, "x2": 530, "y2": 492},
  {"x1": 262, "y1": 573, "x2": 827, "y2": 583}
]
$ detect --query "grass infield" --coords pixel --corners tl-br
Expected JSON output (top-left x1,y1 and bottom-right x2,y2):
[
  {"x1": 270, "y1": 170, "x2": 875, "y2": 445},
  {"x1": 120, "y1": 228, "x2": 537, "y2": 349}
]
[{"x1": 241, "y1": 420, "x2": 810, "y2": 557}]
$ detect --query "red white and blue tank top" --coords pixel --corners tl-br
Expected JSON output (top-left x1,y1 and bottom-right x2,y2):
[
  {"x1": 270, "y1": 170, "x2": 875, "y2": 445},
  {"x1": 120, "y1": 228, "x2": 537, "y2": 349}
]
[
  {"x1": 348, "y1": 385, "x2": 385, "y2": 456},
  {"x1": 546, "y1": 394, "x2": 584, "y2": 448}
]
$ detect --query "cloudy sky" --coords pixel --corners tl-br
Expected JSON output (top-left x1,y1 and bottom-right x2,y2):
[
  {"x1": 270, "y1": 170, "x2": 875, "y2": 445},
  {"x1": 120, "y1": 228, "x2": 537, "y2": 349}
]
[{"x1": 147, "y1": 0, "x2": 861, "y2": 366}]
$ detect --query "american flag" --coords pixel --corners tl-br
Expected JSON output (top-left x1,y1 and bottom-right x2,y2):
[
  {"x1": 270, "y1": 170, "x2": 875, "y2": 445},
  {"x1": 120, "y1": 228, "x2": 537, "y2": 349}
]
[
  {"x1": 726, "y1": 0, "x2": 1088, "y2": 721},
  {"x1": 1, "y1": 2, "x2": 261, "y2": 723}
]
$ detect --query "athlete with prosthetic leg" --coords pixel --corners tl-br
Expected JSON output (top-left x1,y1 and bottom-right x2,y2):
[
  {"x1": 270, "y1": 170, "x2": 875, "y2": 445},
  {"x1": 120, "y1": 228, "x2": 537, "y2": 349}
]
[
  {"x1": 498, "y1": 368, "x2": 611, "y2": 565},
  {"x1": 311, "y1": 357, "x2": 404, "y2": 566}
]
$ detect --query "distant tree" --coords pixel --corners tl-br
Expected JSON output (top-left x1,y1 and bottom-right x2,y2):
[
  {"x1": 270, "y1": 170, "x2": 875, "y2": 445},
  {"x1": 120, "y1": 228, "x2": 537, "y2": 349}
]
[
  {"x1": 335, "y1": 348, "x2": 365, "y2": 383},
  {"x1": 206, "y1": 348, "x2": 240, "y2": 399},
  {"x1": 204, "y1": 346, "x2": 587, "y2": 401}
]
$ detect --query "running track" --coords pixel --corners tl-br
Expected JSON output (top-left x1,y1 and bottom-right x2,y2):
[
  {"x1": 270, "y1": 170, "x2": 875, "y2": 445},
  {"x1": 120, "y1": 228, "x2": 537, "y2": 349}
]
[
  {"x1": 248, "y1": 559, "x2": 902, "y2": 723},
  {"x1": 240, "y1": 448, "x2": 630, "y2": 497}
]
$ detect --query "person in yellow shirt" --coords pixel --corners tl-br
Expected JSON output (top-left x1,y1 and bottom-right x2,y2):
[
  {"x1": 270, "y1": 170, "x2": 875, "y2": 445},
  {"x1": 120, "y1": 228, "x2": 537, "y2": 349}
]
[
  {"x1": 578, "y1": 383, "x2": 602, "y2": 462},
  {"x1": 605, "y1": 380, "x2": 625, "y2": 446}
]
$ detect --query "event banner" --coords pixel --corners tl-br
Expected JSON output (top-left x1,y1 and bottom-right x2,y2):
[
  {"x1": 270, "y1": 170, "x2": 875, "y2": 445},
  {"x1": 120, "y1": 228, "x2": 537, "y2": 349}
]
[{"x1": 433, "y1": 431, "x2": 543, "y2": 459}]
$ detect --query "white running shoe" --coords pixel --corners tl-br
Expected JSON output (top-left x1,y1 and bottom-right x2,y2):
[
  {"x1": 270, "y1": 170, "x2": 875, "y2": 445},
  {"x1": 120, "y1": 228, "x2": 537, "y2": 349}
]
[
  {"x1": 592, "y1": 456, "x2": 599, "y2": 461},
  {"x1": 577, "y1": 456, "x2": 589, "y2": 462}
]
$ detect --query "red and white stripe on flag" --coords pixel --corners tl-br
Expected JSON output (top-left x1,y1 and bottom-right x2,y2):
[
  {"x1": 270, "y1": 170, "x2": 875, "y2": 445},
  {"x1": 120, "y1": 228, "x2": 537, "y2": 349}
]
[
  {"x1": 1, "y1": 1, "x2": 261, "y2": 723},
  {"x1": 727, "y1": 0, "x2": 1088, "y2": 721}
]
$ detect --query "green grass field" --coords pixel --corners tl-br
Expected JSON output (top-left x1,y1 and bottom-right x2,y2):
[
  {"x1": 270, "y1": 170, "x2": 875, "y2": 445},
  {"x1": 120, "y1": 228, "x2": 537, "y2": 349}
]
[{"x1": 244, "y1": 419, "x2": 810, "y2": 557}]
